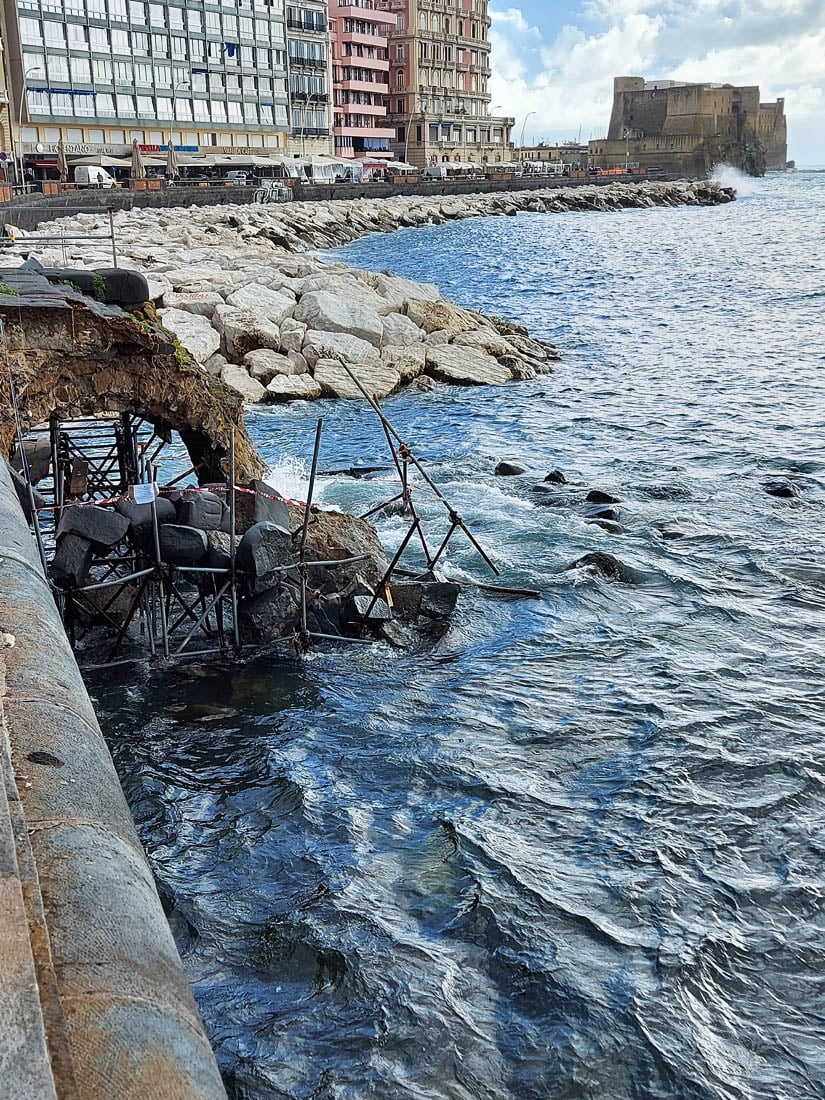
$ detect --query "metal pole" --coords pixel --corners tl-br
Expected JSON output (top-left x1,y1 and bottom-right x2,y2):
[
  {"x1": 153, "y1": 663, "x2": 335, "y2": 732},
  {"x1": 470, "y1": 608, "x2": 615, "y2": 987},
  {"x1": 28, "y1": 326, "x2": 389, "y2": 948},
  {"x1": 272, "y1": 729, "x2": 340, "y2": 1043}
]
[
  {"x1": 229, "y1": 425, "x2": 240, "y2": 651},
  {"x1": 149, "y1": 465, "x2": 170, "y2": 658},
  {"x1": 298, "y1": 419, "x2": 323, "y2": 640},
  {"x1": 108, "y1": 208, "x2": 118, "y2": 268},
  {"x1": 335, "y1": 359, "x2": 500, "y2": 576}
]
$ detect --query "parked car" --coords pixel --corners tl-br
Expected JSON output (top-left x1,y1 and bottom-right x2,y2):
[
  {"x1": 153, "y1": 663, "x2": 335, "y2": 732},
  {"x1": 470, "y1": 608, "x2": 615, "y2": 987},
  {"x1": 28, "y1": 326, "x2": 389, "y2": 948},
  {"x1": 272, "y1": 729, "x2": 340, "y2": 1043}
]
[
  {"x1": 74, "y1": 165, "x2": 116, "y2": 188},
  {"x1": 225, "y1": 170, "x2": 249, "y2": 185}
]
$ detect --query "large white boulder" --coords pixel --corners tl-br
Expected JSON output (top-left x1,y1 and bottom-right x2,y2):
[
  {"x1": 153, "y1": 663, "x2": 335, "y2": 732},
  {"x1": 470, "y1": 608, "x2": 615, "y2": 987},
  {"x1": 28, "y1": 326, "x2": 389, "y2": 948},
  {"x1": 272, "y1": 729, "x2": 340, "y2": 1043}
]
[
  {"x1": 294, "y1": 290, "x2": 384, "y2": 348},
  {"x1": 226, "y1": 283, "x2": 295, "y2": 323},
  {"x1": 279, "y1": 316, "x2": 307, "y2": 353},
  {"x1": 302, "y1": 329, "x2": 380, "y2": 369},
  {"x1": 405, "y1": 297, "x2": 480, "y2": 338},
  {"x1": 451, "y1": 328, "x2": 516, "y2": 357},
  {"x1": 266, "y1": 374, "x2": 322, "y2": 402},
  {"x1": 381, "y1": 344, "x2": 426, "y2": 382},
  {"x1": 314, "y1": 358, "x2": 401, "y2": 400},
  {"x1": 158, "y1": 307, "x2": 220, "y2": 364},
  {"x1": 370, "y1": 272, "x2": 440, "y2": 309},
  {"x1": 244, "y1": 348, "x2": 306, "y2": 383},
  {"x1": 163, "y1": 290, "x2": 225, "y2": 317},
  {"x1": 213, "y1": 305, "x2": 281, "y2": 359},
  {"x1": 425, "y1": 344, "x2": 512, "y2": 386},
  {"x1": 382, "y1": 312, "x2": 425, "y2": 348},
  {"x1": 220, "y1": 364, "x2": 267, "y2": 403}
]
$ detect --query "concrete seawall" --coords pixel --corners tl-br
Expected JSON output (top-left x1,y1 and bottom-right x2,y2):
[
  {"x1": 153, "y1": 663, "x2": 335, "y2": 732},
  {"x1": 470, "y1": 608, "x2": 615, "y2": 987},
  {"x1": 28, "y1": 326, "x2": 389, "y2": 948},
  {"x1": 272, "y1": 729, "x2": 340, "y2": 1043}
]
[{"x1": 0, "y1": 460, "x2": 227, "y2": 1098}]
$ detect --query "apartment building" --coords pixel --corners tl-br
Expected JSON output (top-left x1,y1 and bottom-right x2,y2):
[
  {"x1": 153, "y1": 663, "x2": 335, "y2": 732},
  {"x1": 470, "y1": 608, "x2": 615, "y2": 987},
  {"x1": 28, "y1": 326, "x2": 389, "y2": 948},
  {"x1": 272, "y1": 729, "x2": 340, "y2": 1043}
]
[
  {"x1": 1, "y1": 9, "x2": 13, "y2": 178},
  {"x1": 377, "y1": 0, "x2": 513, "y2": 168},
  {"x1": 286, "y1": 1, "x2": 333, "y2": 156},
  {"x1": 328, "y1": 0, "x2": 395, "y2": 160},
  {"x1": 2, "y1": 0, "x2": 292, "y2": 180}
]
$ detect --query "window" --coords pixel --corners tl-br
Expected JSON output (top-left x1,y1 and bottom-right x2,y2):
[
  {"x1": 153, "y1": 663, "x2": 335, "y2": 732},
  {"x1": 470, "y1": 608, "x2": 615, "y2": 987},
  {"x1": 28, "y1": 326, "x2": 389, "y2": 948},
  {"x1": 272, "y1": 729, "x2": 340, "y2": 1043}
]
[
  {"x1": 93, "y1": 58, "x2": 113, "y2": 81},
  {"x1": 149, "y1": 3, "x2": 165, "y2": 27},
  {"x1": 20, "y1": 19, "x2": 44, "y2": 46},
  {"x1": 111, "y1": 30, "x2": 130, "y2": 53},
  {"x1": 187, "y1": 10, "x2": 202, "y2": 32},
  {"x1": 88, "y1": 128, "x2": 105, "y2": 141},
  {"x1": 129, "y1": 1, "x2": 147, "y2": 22},
  {"x1": 70, "y1": 56, "x2": 92, "y2": 81},
  {"x1": 89, "y1": 27, "x2": 109, "y2": 51},
  {"x1": 44, "y1": 20, "x2": 66, "y2": 47},
  {"x1": 136, "y1": 96, "x2": 153, "y2": 115},
  {"x1": 116, "y1": 94, "x2": 136, "y2": 114},
  {"x1": 67, "y1": 23, "x2": 88, "y2": 47},
  {"x1": 47, "y1": 54, "x2": 70, "y2": 81},
  {"x1": 96, "y1": 93, "x2": 115, "y2": 116}
]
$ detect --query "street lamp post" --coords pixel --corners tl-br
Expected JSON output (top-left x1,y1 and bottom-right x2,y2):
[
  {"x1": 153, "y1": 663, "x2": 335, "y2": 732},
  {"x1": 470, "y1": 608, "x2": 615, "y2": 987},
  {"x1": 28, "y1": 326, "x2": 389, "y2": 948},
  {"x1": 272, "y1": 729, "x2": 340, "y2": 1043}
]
[
  {"x1": 17, "y1": 66, "x2": 42, "y2": 191},
  {"x1": 519, "y1": 110, "x2": 536, "y2": 149}
]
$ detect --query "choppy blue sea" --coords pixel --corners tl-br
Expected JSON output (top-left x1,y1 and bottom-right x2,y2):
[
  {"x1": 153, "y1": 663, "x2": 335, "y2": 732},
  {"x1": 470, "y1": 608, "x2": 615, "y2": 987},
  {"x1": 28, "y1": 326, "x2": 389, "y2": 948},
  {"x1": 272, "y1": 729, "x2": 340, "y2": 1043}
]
[{"x1": 91, "y1": 171, "x2": 825, "y2": 1100}]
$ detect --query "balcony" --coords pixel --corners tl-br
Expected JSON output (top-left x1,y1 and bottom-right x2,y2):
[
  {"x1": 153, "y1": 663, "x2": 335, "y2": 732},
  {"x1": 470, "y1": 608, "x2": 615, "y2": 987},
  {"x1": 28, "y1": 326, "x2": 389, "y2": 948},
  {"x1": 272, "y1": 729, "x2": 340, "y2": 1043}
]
[
  {"x1": 338, "y1": 77, "x2": 389, "y2": 94},
  {"x1": 335, "y1": 5, "x2": 396, "y2": 27},
  {"x1": 287, "y1": 18, "x2": 327, "y2": 33},
  {"x1": 335, "y1": 123, "x2": 395, "y2": 138},
  {"x1": 289, "y1": 56, "x2": 328, "y2": 70}
]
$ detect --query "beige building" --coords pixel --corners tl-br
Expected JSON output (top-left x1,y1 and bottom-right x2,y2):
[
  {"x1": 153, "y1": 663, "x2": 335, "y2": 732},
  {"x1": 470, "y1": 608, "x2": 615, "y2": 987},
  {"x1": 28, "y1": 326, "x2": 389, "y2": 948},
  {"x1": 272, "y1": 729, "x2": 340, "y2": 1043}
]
[
  {"x1": 0, "y1": 7, "x2": 13, "y2": 180},
  {"x1": 377, "y1": 0, "x2": 514, "y2": 169},
  {"x1": 590, "y1": 76, "x2": 788, "y2": 177}
]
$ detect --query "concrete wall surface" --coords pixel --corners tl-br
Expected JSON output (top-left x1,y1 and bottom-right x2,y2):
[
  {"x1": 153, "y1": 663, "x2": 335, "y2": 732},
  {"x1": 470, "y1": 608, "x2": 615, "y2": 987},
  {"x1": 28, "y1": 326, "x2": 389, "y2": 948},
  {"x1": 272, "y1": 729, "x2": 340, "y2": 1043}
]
[{"x1": 0, "y1": 460, "x2": 227, "y2": 1099}]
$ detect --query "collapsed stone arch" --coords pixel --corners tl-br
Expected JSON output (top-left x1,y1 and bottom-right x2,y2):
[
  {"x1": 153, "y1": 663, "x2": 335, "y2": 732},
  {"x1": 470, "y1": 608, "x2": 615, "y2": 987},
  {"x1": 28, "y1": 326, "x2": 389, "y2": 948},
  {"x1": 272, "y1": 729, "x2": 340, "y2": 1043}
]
[{"x1": 0, "y1": 283, "x2": 266, "y2": 484}]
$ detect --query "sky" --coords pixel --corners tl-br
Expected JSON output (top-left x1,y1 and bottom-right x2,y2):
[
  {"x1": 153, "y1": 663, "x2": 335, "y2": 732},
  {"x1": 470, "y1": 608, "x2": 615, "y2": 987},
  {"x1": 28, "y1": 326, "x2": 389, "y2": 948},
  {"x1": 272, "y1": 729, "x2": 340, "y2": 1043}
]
[{"x1": 489, "y1": 1, "x2": 825, "y2": 165}]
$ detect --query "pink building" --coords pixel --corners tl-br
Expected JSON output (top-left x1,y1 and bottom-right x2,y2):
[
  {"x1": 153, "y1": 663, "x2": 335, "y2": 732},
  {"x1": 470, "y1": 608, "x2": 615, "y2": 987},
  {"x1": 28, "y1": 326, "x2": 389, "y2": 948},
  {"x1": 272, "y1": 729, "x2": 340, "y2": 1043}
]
[{"x1": 329, "y1": 1, "x2": 396, "y2": 160}]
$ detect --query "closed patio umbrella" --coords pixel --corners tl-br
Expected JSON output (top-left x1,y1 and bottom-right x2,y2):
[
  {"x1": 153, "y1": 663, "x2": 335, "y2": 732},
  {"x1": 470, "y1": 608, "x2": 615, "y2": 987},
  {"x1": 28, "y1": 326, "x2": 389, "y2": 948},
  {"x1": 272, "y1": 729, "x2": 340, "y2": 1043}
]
[
  {"x1": 56, "y1": 138, "x2": 69, "y2": 183},
  {"x1": 165, "y1": 139, "x2": 179, "y2": 179},
  {"x1": 130, "y1": 139, "x2": 146, "y2": 180}
]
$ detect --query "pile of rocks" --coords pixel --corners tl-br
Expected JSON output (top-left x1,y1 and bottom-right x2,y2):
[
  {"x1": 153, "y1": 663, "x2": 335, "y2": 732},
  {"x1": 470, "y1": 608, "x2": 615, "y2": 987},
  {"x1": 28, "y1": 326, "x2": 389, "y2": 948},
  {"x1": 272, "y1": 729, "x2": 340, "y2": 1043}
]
[
  {"x1": 16, "y1": 179, "x2": 732, "y2": 405},
  {"x1": 48, "y1": 481, "x2": 459, "y2": 648}
]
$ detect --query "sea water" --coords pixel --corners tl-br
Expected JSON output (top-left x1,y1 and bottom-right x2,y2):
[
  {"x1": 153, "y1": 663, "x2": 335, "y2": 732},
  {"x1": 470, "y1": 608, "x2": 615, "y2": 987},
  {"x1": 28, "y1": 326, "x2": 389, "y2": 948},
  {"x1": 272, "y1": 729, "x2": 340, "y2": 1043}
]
[{"x1": 92, "y1": 171, "x2": 825, "y2": 1100}]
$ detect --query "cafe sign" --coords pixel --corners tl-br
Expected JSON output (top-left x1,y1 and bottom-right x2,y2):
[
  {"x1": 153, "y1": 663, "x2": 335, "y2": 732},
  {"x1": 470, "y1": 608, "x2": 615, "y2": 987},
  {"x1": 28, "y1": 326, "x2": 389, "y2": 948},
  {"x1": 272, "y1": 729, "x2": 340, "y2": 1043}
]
[{"x1": 22, "y1": 142, "x2": 131, "y2": 156}]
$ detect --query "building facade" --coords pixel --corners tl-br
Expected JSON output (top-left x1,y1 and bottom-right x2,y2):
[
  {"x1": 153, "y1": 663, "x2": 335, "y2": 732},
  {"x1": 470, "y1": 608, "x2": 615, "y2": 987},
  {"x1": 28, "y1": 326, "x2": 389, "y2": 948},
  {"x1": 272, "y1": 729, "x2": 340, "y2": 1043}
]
[
  {"x1": 0, "y1": 8, "x2": 13, "y2": 179},
  {"x1": 2, "y1": 0, "x2": 294, "y2": 180},
  {"x1": 376, "y1": 0, "x2": 513, "y2": 169},
  {"x1": 591, "y1": 76, "x2": 788, "y2": 177},
  {"x1": 328, "y1": 0, "x2": 395, "y2": 160},
  {"x1": 286, "y1": 1, "x2": 333, "y2": 156}
]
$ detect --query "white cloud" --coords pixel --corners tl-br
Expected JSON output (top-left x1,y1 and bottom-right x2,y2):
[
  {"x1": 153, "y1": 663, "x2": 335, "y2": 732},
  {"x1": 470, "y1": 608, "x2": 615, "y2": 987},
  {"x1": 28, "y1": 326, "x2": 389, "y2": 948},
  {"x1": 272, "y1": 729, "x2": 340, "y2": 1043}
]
[{"x1": 489, "y1": 2, "x2": 825, "y2": 161}]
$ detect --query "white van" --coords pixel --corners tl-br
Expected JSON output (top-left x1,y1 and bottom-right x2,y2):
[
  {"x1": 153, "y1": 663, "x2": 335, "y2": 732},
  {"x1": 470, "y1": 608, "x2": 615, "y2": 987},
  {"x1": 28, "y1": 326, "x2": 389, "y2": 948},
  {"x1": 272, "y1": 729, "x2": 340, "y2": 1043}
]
[
  {"x1": 424, "y1": 164, "x2": 449, "y2": 180},
  {"x1": 74, "y1": 165, "x2": 116, "y2": 188},
  {"x1": 225, "y1": 170, "x2": 249, "y2": 185}
]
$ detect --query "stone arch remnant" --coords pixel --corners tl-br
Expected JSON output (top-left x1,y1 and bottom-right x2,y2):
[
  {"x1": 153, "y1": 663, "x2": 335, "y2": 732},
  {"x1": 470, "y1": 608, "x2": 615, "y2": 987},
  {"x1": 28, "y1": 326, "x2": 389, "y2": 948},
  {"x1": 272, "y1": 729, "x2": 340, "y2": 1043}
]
[{"x1": 0, "y1": 272, "x2": 266, "y2": 484}]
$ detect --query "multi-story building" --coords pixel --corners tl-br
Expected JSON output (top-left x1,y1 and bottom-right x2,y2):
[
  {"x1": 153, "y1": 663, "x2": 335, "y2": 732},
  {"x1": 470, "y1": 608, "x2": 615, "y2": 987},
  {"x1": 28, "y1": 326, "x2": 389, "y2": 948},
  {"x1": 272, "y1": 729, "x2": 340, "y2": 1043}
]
[
  {"x1": 286, "y1": 2, "x2": 333, "y2": 156},
  {"x1": 2, "y1": 0, "x2": 293, "y2": 180},
  {"x1": 376, "y1": 0, "x2": 513, "y2": 169},
  {"x1": 1, "y1": 8, "x2": 14, "y2": 179},
  {"x1": 328, "y1": 0, "x2": 395, "y2": 160}
]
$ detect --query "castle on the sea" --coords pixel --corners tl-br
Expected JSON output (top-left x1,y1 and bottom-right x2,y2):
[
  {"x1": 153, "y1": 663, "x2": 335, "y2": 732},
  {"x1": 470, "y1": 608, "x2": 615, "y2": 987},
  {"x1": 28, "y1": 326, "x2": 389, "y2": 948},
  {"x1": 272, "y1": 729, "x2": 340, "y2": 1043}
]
[{"x1": 590, "y1": 77, "x2": 788, "y2": 178}]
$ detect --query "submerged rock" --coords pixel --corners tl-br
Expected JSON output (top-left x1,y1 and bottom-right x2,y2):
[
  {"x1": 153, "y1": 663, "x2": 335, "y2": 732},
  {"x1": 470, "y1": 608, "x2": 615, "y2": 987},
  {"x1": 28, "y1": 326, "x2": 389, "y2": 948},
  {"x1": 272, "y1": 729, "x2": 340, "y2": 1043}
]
[
  {"x1": 762, "y1": 478, "x2": 799, "y2": 499},
  {"x1": 567, "y1": 551, "x2": 636, "y2": 583},
  {"x1": 586, "y1": 489, "x2": 620, "y2": 504},
  {"x1": 494, "y1": 461, "x2": 527, "y2": 477}
]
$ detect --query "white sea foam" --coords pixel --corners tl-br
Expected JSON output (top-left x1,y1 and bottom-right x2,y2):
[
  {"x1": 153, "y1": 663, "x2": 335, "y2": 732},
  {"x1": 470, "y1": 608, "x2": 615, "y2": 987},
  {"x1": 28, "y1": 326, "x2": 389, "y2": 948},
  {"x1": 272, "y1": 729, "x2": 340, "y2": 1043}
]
[{"x1": 712, "y1": 163, "x2": 763, "y2": 197}]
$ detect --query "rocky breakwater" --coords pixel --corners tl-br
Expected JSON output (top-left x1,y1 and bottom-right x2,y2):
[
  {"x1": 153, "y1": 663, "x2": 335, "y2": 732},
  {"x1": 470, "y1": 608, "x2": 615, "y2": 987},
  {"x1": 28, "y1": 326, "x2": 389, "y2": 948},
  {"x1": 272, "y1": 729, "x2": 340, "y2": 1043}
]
[{"x1": 19, "y1": 201, "x2": 563, "y2": 403}]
